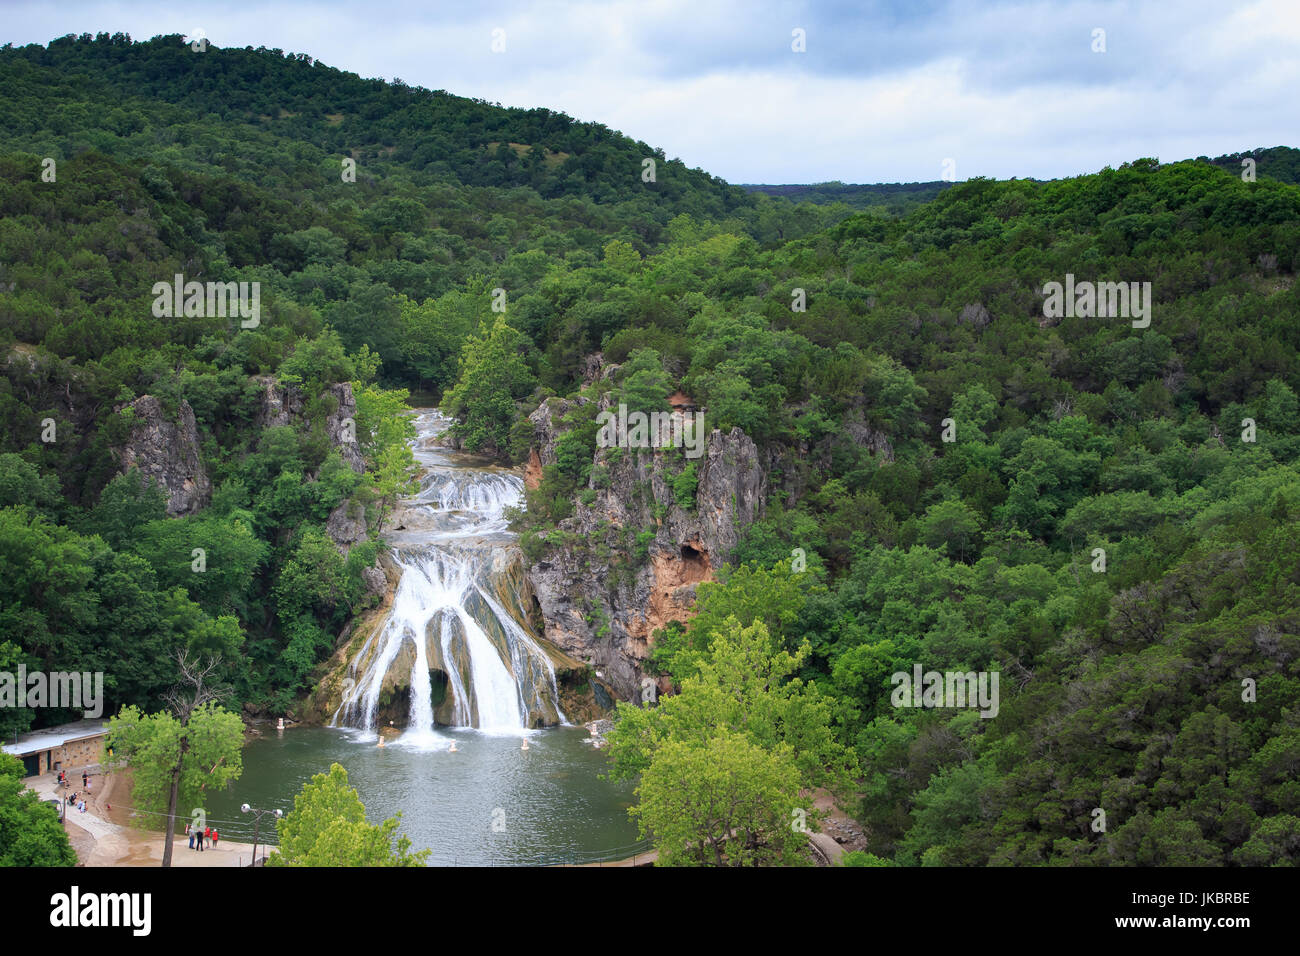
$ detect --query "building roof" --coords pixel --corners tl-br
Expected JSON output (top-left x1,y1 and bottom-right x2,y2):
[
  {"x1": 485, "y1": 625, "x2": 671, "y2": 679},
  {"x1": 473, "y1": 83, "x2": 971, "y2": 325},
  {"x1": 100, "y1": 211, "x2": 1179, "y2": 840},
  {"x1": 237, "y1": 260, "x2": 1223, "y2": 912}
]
[{"x1": 2, "y1": 719, "x2": 109, "y2": 757}]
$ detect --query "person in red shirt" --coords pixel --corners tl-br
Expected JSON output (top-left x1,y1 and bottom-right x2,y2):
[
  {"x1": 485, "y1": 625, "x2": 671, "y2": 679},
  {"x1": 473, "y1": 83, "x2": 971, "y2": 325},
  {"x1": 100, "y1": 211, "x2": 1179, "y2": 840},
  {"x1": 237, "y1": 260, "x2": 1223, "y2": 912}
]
[
  {"x1": 204, "y1": 826, "x2": 212, "y2": 849},
  {"x1": 212, "y1": 828, "x2": 219, "y2": 847}
]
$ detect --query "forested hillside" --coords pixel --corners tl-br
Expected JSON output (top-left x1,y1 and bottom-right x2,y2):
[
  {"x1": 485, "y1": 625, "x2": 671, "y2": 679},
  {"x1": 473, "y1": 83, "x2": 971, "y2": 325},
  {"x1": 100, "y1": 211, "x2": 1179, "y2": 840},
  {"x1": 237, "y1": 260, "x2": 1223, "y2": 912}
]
[
  {"x1": 742, "y1": 180, "x2": 949, "y2": 215},
  {"x1": 1, "y1": 33, "x2": 1298, "y2": 866}
]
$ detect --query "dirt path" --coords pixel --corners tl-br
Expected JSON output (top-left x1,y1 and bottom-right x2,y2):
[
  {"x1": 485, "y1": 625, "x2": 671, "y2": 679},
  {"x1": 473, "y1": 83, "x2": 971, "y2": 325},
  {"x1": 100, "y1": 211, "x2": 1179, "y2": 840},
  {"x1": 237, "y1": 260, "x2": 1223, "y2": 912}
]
[
  {"x1": 29, "y1": 770, "x2": 268, "y2": 867},
  {"x1": 811, "y1": 788, "x2": 868, "y2": 855}
]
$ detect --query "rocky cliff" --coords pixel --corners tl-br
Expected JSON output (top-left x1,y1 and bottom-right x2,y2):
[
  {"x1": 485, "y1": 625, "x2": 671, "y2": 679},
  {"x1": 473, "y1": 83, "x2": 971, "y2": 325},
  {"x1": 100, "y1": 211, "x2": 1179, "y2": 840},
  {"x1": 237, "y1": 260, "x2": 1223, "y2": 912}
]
[
  {"x1": 253, "y1": 375, "x2": 366, "y2": 474},
  {"x1": 524, "y1": 391, "x2": 769, "y2": 702},
  {"x1": 254, "y1": 375, "x2": 375, "y2": 557},
  {"x1": 115, "y1": 395, "x2": 211, "y2": 516}
]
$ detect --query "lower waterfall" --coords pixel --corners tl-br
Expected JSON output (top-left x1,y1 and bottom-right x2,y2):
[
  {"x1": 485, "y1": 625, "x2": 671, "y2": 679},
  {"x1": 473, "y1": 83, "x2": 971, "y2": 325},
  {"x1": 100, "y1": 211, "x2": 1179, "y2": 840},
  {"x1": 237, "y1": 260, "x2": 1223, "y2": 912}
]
[{"x1": 331, "y1": 410, "x2": 566, "y2": 736}]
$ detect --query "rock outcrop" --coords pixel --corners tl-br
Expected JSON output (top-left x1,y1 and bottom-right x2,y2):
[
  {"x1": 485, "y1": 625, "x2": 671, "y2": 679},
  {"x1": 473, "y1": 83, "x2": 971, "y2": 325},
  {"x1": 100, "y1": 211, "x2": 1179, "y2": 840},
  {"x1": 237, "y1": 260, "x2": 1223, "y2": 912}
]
[
  {"x1": 116, "y1": 395, "x2": 211, "y2": 516},
  {"x1": 255, "y1": 375, "x2": 372, "y2": 552},
  {"x1": 253, "y1": 375, "x2": 366, "y2": 474},
  {"x1": 325, "y1": 497, "x2": 370, "y2": 551},
  {"x1": 524, "y1": 391, "x2": 768, "y2": 702}
]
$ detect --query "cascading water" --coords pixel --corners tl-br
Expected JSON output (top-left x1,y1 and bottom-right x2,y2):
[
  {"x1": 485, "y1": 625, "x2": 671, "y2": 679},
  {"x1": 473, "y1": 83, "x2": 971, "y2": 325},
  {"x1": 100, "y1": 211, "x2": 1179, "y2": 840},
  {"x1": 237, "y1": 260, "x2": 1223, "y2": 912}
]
[{"x1": 331, "y1": 410, "x2": 566, "y2": 738}]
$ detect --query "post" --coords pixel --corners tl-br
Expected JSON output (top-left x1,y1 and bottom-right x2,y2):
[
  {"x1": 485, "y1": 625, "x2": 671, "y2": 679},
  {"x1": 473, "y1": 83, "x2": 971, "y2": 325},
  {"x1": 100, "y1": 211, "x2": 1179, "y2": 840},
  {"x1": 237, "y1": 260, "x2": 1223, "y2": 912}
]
[{"x1": 242, "y1": 803, "x2": 282, "y2": 868}]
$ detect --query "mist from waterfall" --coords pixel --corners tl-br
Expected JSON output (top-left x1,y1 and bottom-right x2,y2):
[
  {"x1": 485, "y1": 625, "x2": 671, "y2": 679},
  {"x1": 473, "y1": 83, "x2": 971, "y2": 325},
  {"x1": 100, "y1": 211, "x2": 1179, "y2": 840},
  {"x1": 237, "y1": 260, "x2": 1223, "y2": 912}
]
[{"x1": 331, "y1": 410, "x2": 565, "y2": 739}]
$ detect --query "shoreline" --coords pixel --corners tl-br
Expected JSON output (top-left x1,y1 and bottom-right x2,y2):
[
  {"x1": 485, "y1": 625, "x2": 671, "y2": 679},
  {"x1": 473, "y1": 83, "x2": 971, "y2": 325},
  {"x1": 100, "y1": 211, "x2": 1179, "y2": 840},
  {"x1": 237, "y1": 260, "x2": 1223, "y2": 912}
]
[{"x1": 27, "y1": 769, "x2": 270, "y2": 867}]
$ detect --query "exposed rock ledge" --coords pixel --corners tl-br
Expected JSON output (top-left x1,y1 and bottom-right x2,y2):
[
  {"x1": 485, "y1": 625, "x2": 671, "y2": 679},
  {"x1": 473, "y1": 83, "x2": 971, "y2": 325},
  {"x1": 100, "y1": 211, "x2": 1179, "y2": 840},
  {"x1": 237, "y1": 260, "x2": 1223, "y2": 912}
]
[
  {"x1": 524, "y1": 391, "x2": 769, "y2": 702},
  {"x1": 114, "y1": 395, "x2": 211, "y2": 516},
  {"x1": 253, "y1": 375, "x2": 366, "y2": 474}
]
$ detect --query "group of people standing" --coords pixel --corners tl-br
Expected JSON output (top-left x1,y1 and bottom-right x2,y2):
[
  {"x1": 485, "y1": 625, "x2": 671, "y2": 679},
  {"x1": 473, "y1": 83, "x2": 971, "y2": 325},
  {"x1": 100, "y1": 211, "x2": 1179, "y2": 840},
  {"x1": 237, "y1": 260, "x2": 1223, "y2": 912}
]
[
  {"x1": 57, "y1": 769, "x2": 92, "y2": 814},
  {"x1": 56, "y1": 769, "x2": 91, "y2": 791},
  {"x1": 186, "y1": 823, "x2": 219, "y2": 851}
]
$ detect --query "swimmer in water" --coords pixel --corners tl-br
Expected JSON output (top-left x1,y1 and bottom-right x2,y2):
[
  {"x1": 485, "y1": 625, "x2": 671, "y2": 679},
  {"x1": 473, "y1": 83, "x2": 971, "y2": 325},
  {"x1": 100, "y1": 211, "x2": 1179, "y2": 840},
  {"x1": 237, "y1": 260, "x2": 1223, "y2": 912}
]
[
  {"x1": 521, "y1": 739, "x2": 530, "y2": 751},
  {"x1": 377, "y1": 735, "x2": 385, "y2": 748},
  {"x1": 448, "y1": 741, "x2": 458, "y2": 752}
]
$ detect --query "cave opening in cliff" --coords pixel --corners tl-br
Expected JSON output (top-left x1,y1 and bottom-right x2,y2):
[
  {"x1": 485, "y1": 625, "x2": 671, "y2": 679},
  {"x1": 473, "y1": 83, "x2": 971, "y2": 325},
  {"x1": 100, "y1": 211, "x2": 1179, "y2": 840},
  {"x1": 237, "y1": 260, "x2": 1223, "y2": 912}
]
[{"x1": 679, "y1": 544, "x2": 709, "y2": 584}]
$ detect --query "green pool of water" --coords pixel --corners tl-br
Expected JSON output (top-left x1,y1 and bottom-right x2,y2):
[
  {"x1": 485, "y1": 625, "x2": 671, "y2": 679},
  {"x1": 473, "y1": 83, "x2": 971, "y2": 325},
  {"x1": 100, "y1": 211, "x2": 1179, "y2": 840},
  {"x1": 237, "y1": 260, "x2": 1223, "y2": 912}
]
[{"x1": 200, "y1": 725, "x2": 642, "y2": 866}]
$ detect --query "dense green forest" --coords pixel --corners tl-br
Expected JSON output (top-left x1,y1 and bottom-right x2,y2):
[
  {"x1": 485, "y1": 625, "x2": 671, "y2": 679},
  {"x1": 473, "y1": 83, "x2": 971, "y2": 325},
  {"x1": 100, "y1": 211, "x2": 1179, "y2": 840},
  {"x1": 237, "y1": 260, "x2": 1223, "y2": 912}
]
[
  {"x1": 2, "y1": 34, "x2": 1298, "y2": 866},
  {"x1": 742, "y1": 180, "x2": 949, "y2": 215}
]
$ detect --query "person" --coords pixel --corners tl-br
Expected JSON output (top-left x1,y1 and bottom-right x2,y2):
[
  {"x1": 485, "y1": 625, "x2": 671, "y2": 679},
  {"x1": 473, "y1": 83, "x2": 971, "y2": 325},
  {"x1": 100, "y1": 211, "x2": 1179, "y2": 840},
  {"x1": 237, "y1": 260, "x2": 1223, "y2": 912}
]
[
  {"x1": 187, "y1": 824, "x2": 194, "y2": 850},
  {"x1": 212, "y1": 828, "x2": 219, "y2": 847},
  {"x1": 197, "y1": 828, "x2": 204, "y2": 852},
  {"x1": 205, "y1": 826, "x2": 212, "y2": 849},
  {"x1": 82, "y1": 771, "x2": 88, "y2": 788}
]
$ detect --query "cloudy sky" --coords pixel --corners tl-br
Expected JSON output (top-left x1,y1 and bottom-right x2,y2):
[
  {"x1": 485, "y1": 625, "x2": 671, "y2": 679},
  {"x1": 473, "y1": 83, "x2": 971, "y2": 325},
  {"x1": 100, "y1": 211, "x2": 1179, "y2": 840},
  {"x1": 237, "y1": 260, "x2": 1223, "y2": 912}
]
[{"x1": 4, "y1": 0, "x2": 1298, "y2": 183}]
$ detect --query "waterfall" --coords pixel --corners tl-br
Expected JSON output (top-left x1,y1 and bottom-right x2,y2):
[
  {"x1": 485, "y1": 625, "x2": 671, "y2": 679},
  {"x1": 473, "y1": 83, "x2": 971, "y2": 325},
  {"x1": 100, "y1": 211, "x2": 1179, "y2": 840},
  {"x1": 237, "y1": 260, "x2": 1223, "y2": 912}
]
[{"x1": 331, "y1": 410, "x2": 566, "y2": 736}]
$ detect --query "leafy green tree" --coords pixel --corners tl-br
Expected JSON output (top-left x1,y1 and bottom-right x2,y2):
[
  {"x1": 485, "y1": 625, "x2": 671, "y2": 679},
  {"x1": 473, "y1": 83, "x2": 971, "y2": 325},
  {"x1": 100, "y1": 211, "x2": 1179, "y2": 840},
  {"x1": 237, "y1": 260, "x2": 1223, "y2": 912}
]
[
  {"x1": 277, "y1": 329, "x2": 356, "y2": 395},
  {"x1": 0, "y1": 453, "x2": 62, "y2": 515},
  {"x1": 106, "y1": 655, "x2": 244, "y2": 868},
  {"x1": 0, "y1": 753, "x2": 77, "y2": 866},
  {"x1": 86, "y1": 468, "x2": 169, "y2": 548},
  {"x1": 632, "y1": 731, "x2": 807, "y2": 866},
  {"x1": 0, "y1": 640, "x2": 35, "y2": 739},
  {"x1": 442, "y1": 314, "x2": 536, "y2": 457},
  {"x1": 652, "y1": 562, "x2": 811, "y2": 681},
  {"x1": 616, "y1": 348, "x2": 673, "y2": 415},
  {"x1": 610, "y1": 618, "x2": 857, "y2": 864},
  {"x1": 916, "y1": 498, "x2": 983, "y2": 562},
  {"x1": 269, "y1": 763, "x2": 429, "y2": 867},
  {"x1": 371, "y1": 442, "x2": 420, "y2": 534}
]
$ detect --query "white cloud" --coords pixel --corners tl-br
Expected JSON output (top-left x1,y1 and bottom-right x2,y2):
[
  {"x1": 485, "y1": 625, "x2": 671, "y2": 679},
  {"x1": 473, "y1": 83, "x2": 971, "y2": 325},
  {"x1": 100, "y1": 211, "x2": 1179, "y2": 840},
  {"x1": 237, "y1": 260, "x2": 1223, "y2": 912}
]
[{"x1": 3, "y1": 0, "x2": 1297, "y2": 182}]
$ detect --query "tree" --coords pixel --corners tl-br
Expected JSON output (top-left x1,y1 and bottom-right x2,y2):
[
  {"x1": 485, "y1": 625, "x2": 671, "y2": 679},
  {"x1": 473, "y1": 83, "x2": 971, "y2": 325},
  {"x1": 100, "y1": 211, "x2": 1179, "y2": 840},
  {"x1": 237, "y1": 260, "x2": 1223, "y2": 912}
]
[
  {"x1": 0, "y1": 640, "x2": 35, "y2": 739},
  {"x1": 632, "y1": 731, "x2": 807, "y2": 866},
  {"x1": 0, "y1": 752, "x2": 77, "y2": 866},
  {"x1": 441, "y1": 314, "x2": 536, "y2": 458},
  {"x1": 0, "y1": 453, "x2": 62, "y2": 515},
  {"x1": 268, "y1": 763, "x2": 429, "y2": 867},
  {"x1": 609, "y1": 618, "x2": 857, "y2": 864},
  {"x1": 87, "y1": 469, "x2": 167, "y2": 550},
  {"x1": 371, "y1": 442, "x2": 420, "y2": 534},
  {"x1": 105, "y1": 653, "x2": 244, "y2": 867},
  {"x1": 651, "y1": 562, "x2": 811, "y2": 682},
  {"x1": 351, "y1": 382, "x2": 418, "y2": 533},
  {"x1": 916, "y1": 498, "x2": 983, "y2": 562},
  {"x1": 616, "y1": 348, "x2": 673, "y2": 415}
]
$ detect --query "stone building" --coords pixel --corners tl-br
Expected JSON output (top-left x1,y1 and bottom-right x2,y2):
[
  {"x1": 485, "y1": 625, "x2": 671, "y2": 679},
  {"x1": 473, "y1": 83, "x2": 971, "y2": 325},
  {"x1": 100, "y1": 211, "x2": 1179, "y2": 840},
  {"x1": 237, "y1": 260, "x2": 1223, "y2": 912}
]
[{"x1": 2, "y1": 719, "x2": 108, "y2": 777}]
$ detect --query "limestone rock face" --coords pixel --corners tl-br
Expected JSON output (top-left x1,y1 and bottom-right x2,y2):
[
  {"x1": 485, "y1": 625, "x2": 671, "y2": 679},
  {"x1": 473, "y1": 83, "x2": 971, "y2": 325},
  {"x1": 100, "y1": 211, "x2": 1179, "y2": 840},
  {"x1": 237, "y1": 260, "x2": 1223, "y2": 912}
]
[
  {"x1": 325, "y1": 498, "x2": 370, "y2": 552},
  {"x1": 116, "y1": 396, "x2": 211, "y2": 516},
  {"x1": 256, "y1": 375, "x2": 371, "y2": 552},
  {"x1": 360, "y1": 564, "x2": 387, "y2": 598},
  {"x1": 254, "y1": 375, "x2": 365, "y2": 474},
  {"x1": 523, "y1": 390, "x2": 768, "y2": 702}
]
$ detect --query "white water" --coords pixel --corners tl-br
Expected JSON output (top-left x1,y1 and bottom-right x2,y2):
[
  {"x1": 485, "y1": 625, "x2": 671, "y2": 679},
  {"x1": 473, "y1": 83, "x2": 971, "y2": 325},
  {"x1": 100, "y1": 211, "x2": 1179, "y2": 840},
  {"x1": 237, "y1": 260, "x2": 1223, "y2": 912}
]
[{"x1": 331, "y1": 410, "x2": 565, "y2": 737}]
